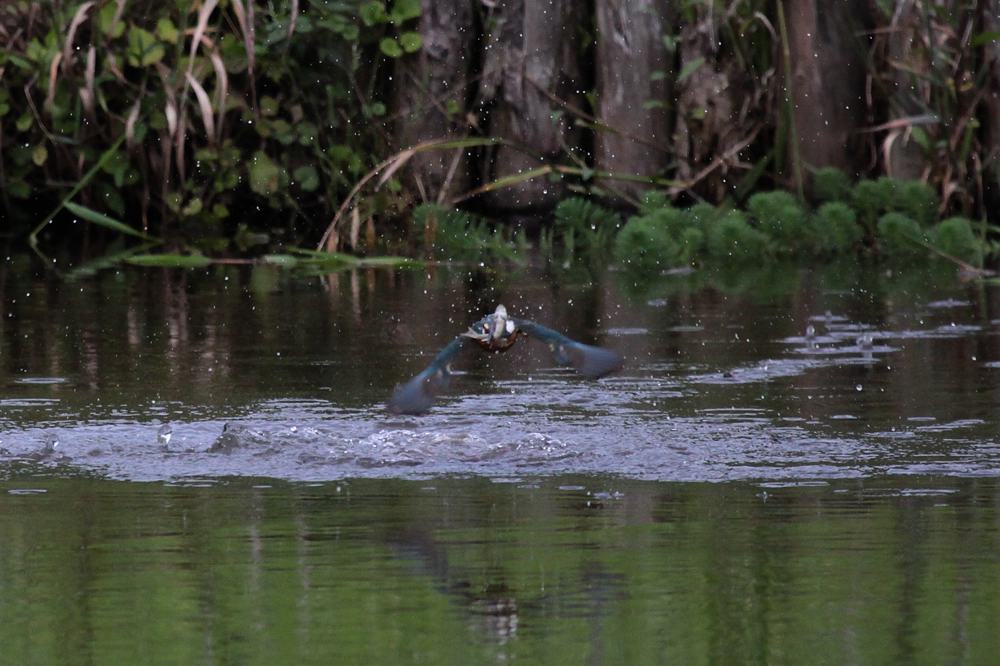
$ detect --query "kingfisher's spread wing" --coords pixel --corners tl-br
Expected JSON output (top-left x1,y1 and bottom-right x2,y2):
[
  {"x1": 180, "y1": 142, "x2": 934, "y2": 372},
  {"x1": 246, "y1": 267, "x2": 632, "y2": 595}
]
[
  {"x1": 513, "y1": 319, "x2": 623, "y2": 378},
  {"x1": 387, "y1": 336, "x2": 469, "y2": 415}
]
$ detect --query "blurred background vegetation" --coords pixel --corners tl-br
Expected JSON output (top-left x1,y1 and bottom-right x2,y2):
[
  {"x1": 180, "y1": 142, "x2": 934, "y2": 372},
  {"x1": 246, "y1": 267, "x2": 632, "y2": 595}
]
[{"x1": 0, "y1": 0, "x2": 998, "y2": 269}]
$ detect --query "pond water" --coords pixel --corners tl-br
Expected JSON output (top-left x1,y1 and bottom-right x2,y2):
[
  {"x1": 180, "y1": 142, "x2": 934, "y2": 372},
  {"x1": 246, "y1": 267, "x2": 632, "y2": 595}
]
[{"x1": 1, "y1": 259, "x2": 999, "y2": 662}]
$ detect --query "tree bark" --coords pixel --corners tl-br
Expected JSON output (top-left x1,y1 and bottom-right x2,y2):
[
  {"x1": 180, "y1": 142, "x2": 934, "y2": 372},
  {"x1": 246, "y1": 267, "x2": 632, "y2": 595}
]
[
  {"x1": 984, "y1": 0, "x2": 1000, "y2": 210},
  {"x1": 393, "y1": 0, "x2": 475, "y2": 202},
  {"x1": 477, "y1": 0, "x2": 582, "y2": 212},
  {"x1": 671, "y1": 15, "x2": 751, "y2": 202},
  {"x1": 782, "y1": 0, "x2": 871, "y2": 177},
  {"x1": 882, "y1": 0, "x2": 926, "y2": 180},
  {"x1": 595, "y1": 0, "x2": 673, "y2": 198}
]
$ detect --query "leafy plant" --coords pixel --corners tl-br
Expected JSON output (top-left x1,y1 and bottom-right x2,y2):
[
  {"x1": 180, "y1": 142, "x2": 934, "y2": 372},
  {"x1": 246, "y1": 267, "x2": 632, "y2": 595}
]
[
  {"x1": 813, "y1": 202, "x2": 863, "y2": 254},
  {"x1": 746, "y1": 191, "x2": 811, "y2": 252},
  {"x1": 931, "y1": 217, "x2": 981, "y2": 263},
  {"x1": 613, "y1": 215, "x2": 681, "y2": 272},
  {"x1": 811, "y1": 167, "x2": 852, "y2": 203},
  {"x1": 553, "y1": 197, "x2": 621, "y2": 260},
  {"x1": 704, "y1": 210, "x2": 770, "y2": 260},
  {"x1": 876, "y1": 212, "x2": 926, "y2": 257},
  {"x1": 411, "y1": 203, "x2": 518, "y2": 262}
]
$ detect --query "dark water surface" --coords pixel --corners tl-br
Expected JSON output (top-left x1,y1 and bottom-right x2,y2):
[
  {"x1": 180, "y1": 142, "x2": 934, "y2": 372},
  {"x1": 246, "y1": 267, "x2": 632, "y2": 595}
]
[{"x1": 1, "y1": 260, "x2": 999, "y2": 662}]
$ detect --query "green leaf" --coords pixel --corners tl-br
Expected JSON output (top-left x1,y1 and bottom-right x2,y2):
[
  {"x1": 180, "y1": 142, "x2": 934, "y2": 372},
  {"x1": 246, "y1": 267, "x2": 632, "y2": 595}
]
[
  {"x1": 390, "y1": 0, "x2": 422, "y2": 23},
  {"x1": 359, "y1": 1, "x2": 387, "y2": 26},
  {"x1": 263, "y1": 254, "x2": 301, "y2": 267},
  {"x1": 677, "y1": 57, "x2": 705, "y2": 83},
  {"x1": 379, "y1": 37, "x2": 403, "y2": 58},
  {"x1": 181, "y1": 197, "x2": 203, "y2": 216},
  {"x1": 260, "y1": 96, "x2": 280, "y2": 117},
  {"x1": 650, "y1": 70, "x2": 667, "y2": 81},
  {"x1": 248, "y1": 151, "x2": 281, "y2": 195},
  {"x1": 127, "y1": 26, "x2": 165, "y2": 67},
  {"x1": 155, "y1": 18, "x2": 179, "y2": 44},
  {"x1": 32, "y1": 145, "x2": 48, "y2": 166},
  {"x1": 126, "y1": 254, "x2": 213, "y2": 268},
  {"x1": 16, "y1": 112, "x2": 32, "y2": 132},
  {"x1": 97, "y1": 3, "x2": 125, "y2": 38},
  {"x1": 399, "y1": 31, "x2": 423, "y2": 53},
  {"x1": 64, "y1": 202, "x2": 150, "y2": 239},
  {"x1": 293, "y1": 165, "x2": 320, "y2": 192},
  {"x1": 972, "y1": 31, "x2": 1000, "y2": 47}
]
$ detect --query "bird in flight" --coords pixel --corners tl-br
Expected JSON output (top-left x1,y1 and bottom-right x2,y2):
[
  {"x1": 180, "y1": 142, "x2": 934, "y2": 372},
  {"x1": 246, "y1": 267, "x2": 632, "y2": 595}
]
[{"x1": 388, "y1": 305, "x2": 623, "y2": 414}]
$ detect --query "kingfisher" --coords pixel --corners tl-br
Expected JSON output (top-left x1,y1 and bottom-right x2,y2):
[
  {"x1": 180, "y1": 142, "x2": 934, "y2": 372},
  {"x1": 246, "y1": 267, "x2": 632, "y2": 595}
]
[{"x1": 387, "y1": 305, "x2": 623, "y2": 415}]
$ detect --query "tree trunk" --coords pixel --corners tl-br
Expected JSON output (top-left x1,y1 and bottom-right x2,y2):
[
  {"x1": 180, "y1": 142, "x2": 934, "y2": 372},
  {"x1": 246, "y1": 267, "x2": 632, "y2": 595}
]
[
  {"x1": 393, "y1": 0, "x2": 476, "y2": 202},
  {"x1": 782, "y1": 0, "x2": 871, "y2": 177},
  {"x1": 984, "y1": 0, "x2": 1000, "y2": 210},
  {"x1": 477, "y1": 0, "x2": 582, "y2": 212},
  {"x1": 878, "y1": 0, "x2": 925, "y2": 180},
  {"x1": 671, "y1": 15, "x2": 750, "y2": 202},
  {"x1": 595, "y1": 0, "x2": 673, "y2": 198}
]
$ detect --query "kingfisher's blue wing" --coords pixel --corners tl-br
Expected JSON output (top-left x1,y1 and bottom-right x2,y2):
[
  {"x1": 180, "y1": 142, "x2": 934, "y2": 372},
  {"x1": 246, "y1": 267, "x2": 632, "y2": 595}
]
[
  {"x1": 513, "y1": 319, "x2": 623, "y2": 379},
  {"x1": 387, "y1": 337, "x2": 469, "y2": 415}
]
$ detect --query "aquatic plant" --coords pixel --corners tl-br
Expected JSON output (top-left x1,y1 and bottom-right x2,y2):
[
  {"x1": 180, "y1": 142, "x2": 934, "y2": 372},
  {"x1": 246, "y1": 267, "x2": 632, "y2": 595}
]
[
  {"x1": 876, "y1": 212, "x2": 927, "y2": 257},
  {"x1": 746, "y1": 191, "x2": 812, "y2": 252},
  {"x1": 704, "y1": 210, "x2": 770, "y2": 260},
  {"x1": 811, "y1": 168, "x2": 853, "y2": 203},
  {"x1": 852, "y1": 178, "x2": 898, "y2": 231},
  {"x1": 613, "y1": 215, "x2": 681, "y2": 272},
  {"x1": 931, "y1": 217, "x2": 981, "y2": 264},
  {"x1": 893, "y1": 180, "x2": 939, "y2": 227},
  {"x1": 553, "y1": 197, "x2": 621, "y2": 258},
  {"x1": 812, "y1": 202, "x2": 864, "y2": 254},
  {"x1": 411, "y1": 204, "x2": 518, "y2": 262}
]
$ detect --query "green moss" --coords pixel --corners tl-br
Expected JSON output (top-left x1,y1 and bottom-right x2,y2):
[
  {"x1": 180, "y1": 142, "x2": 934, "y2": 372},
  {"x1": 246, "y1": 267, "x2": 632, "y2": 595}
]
[
  {"x1": 813, "y1": 202, "x2": 863, "y2": 254},
  {"x1": 705, "y1": 210, "x2": 770, "y2": 260},
  {"x1": 876, "y1": 212, "x2": 927, "y2": 257},
  {"x1": 931, "y1": 216, "x2": 981, "y2": 263},
  {"x1": 746, "y1": 191, "x2": 811, "y2": 252},
  {"x1": 812, "y1": 167, "x2": 852, "y2": 203}
]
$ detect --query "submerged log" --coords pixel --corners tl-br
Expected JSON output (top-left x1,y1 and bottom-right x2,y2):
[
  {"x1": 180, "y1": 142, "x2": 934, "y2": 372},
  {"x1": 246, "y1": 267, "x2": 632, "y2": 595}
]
[
  {"x1": 782, "y1": 0, "x2": 872, "y2": 176},
  {"x1": 392, "y1": 0, "x2": 476, "y2": 201},
  {"x1": 595, "y1": 0, "x2": 673, "y2": 198},
  {"x1": 477, "y1": 0, "x2": 582, "y2": 212}
]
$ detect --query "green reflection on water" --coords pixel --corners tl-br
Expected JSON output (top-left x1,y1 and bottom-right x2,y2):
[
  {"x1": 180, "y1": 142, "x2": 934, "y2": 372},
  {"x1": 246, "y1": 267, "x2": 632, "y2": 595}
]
[{"x1": 1, "y1": 476, "x2": 998, "y2": 664}]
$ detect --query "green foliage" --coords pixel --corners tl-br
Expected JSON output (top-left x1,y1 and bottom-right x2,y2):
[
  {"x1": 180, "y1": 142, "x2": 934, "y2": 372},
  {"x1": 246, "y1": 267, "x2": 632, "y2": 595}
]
[
  {"x1": 412, "y1": 204, "x2": 518, "y2": 263},
  {"x1": 613, "y1": 215, "x2": 681, "y2": 272},
  {"x1": 852, "y1": 178, "x2": 898, "y2": 229},
  {"x1": 553, "y1": 197, "x2": 621, "y2": 256},
  {"x1": 813, "y1": 202, "x2": 863, "y2": 254},
  {"x1": 894, "y1": 180, "x2": 939, "y2": 227},
  {"x1": 812, "y1": 167, "x2": 852, "y2": 203},
  {"x1": 746, "y1": 191, "x2": 810, "y2": 251},
  {"x1": 876, "y1": 213, "x2": 927, "y2": 257},
  {"x1": 931, "y1": 217, "x2": 981, "y2": 263},
  {"x1": 1, "y1": 0, "x2": 423, "y2": 254},
  {"x1": 705, "y1": 210, "x2": 770, "y2": 260},
  {"x1": 613, "y1": 202, "x2": 705, "y2": 271}
]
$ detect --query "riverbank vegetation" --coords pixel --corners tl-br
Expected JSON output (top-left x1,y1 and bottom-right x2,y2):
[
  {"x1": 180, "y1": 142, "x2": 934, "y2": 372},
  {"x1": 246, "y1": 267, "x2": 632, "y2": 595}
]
[{"x1": 1, "y1": 1, "x2": 999, "y2": 271}]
